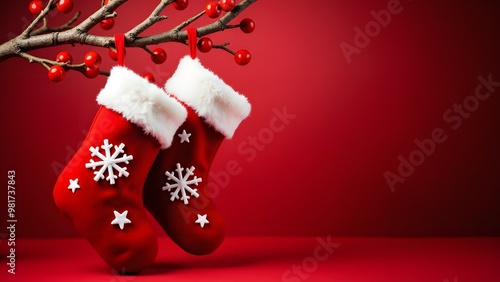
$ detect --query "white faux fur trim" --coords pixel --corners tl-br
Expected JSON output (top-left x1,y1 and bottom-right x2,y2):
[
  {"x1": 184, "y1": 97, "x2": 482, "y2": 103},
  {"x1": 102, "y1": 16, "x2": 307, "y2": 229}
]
[
  {"x1": 97, "y1": 66, "x2": 187, "y2": 148},
  {"x1": 165, "y1": 56, "x2": 251, "y2": 138}
]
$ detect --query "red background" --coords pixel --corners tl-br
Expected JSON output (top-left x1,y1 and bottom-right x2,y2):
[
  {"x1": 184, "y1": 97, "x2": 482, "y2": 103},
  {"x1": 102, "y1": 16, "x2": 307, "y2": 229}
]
[{"x1": 0, "y1": 0, "x2": 499, "y2": 239}]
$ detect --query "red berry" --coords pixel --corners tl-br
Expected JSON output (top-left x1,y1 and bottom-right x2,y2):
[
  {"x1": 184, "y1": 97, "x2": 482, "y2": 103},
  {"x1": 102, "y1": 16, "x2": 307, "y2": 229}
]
[
  {"x1": 205, "y1": 1, "x2": 221, "y2": 18},
  {"x1": 173, "y1": 0, "x2": 188, "y2": 10},
  {"x1": 104, "y1": 0, "x2": 111, "y2": 4},
  {"x1": 240, "y1": 18, "x2": 255, "y2": 33},
  {"x1": 56, "y1": 51, "x2": 72, "y2": 64},
  {"x1": 84, "y1": 67, "x2": 100, "y2": 79},
  {"x1": 48, "y1": 65, "x2": 65, "y2": 82},
  {"x1": 108, "y1": 49, "x2": 126, "y2": 61},
  {"x1": 84, "y1": 51, "x2": 102, "y2": 69},
  {"x1": 100, "y1": 18, "x2": 115, "y2": 30},
  {"x1": 29, "y1": 0, "x2": 43, "y2": 14},
  {"x1": 151, "y1": 48, "x2": 167, "y2": 64},
  {"x1": 57, "y1": 0, "x2": 73, "y2": 13},
  {"x1": 234, "y1": 49, "x2": 251, "y2": 66},
  {"x1": 142, "y1": 72, "x2": 155, "y2": 83},
  {"x1": 197, "y1": 37, "x2": 213, "y2": 53},
  {"x1": 108, "y1": 49, "x2": 118, "y2": 61},
  {"x1": 219, "y1": 0, "x2": 236, "y2": 12}
]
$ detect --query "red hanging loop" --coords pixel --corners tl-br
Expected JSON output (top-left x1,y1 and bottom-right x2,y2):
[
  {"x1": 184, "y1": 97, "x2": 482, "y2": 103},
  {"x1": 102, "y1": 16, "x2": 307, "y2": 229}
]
[
  {"x1": 114, "y1": 34, "x2": 126, "y2": 66},
  {"x1": 187, "y1": 28, "x2": 197, "y2": 59}
]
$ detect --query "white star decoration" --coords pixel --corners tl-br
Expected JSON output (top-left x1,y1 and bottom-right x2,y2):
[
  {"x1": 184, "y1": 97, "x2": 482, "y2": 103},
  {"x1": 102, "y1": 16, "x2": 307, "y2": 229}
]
[
  {"x1": 111, "y1": 210, "x2": 131, "y2": 230},
  {"x1": 178, "y1": 129, "x2": 191, "y2": 143},
  {"x1": 195, "y1": 214, "x2": 209, "y2": 228},
  {"x1": 68, "y1": 178, "x2": 80, "y2": 193}
]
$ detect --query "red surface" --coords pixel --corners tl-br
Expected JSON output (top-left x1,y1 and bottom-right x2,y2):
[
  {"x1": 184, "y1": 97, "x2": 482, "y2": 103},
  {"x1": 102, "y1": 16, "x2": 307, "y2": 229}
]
[
  {"x1": 1, "y1": 237, "x2": 499, "y2": 281},
  {"x1": 0, "y1": 0, "x2": 499, "y2": 238}
]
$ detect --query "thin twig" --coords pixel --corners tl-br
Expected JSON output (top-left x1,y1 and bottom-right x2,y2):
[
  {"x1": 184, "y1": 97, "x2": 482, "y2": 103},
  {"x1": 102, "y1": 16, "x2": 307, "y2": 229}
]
[
  {"x1": 32, "y1": 12, "x2": 81, "y2": 36},
  {"x1": 18, "y1": 52, "x2": 85, "y2": 70},
  {"x1": 99, "y1": 70, "x2": 111, "y2": 76},
  {"x1": 213, "y1": 42, "x2": 235, "y2": 55},
  {"x1": 19, "y1": 51, "x2": 111, "y2": 77},
  {"x1": 0, "y1": 0, "x2": 258, "y2": 72},
  {"x1": 127, "y1": 0, "x2": 173, "y2": 40},
  {"x1": 173, "y1": 11, "x2": 206, "y2": 32},
  {"x1": 197, "y1": 0, "x2": 256, "y2": 35},
  {"x1": 142, "y1": 46, "x2": 154, "y2": 55},
  {"x1": 133, "y1": 0, "x2": 257, "y2": 46},
  {"x1": 76, "y1": 0, "x2": 128, "y2": 33},
  {"x1": 22, "y1": 0, "x2": 56, "y2": 38},
  {"x1": 104, "y1": 12, "x2": 118, "y2": 19}
]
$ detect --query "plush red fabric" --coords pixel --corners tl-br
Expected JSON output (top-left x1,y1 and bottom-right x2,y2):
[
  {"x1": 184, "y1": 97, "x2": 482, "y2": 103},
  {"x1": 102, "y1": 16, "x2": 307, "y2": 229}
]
[
  {"x1": 143, "y1": 104, "x2": 226, "y2": 255},
  {"x1": 53, "y1": 106, "x2": 159, "y2": 273}
]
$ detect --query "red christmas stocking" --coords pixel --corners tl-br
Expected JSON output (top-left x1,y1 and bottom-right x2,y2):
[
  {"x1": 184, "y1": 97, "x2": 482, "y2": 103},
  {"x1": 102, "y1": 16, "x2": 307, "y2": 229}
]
[
  {"x1": 143, "y1": 56, "x2": 251, "y2": 255},
  {"x1": 53, "y1": 66, "x2": 187, "y2": 273}
]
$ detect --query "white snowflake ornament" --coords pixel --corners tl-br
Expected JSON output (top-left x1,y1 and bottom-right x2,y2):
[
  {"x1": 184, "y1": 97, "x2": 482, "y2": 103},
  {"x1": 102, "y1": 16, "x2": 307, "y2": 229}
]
[
  {"x1": 85, "y1": 139, "x2": 133, "y2": 185},
  {"x1": 163, "y1": 163, "x2": 202, "y2": 205}
]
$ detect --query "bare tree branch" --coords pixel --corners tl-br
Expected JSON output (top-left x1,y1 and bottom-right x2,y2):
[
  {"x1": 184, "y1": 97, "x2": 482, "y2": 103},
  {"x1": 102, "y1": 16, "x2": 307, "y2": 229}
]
[
  {"x1": 21, "y1": 0, "x2": 56, "y2": 38},
  {"x1": 0, "y1": 0, "x2": 258, "y2": 75},
  {"x1": 131, "y1": 0, "x2": 256, "y2": 46},
  {"x1": 76, "y1": 0, "x2": 127, "y2": 32}
]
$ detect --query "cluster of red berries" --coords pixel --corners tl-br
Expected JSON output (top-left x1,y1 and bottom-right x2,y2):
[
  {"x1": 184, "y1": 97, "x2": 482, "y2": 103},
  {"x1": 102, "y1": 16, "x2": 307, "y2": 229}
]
[
  {"x1": 172, "y1": 0, "x2": 255, "y2": 66},
  {"x1": 29, "y1": 0, "x2": 73, "y2": 14},
  {"x1": 48, "y1": 51, "x2": 102, "y2": 82},
  {"x1": 47, "y1": 48, "x2": 169, "y2": 83},
  {"x1": 38, "y1": 0, "x2": 255, "y2": 82},
  {"x1": 30, "y1": 0, "x2": 115, "y2": 30},
  {"x1": 205, "y1": 0, "x2": 236, "y2": 17},
  {"x1": 196, "y1": 35, "x2": 252, "y2": 66},
  {"x1": 172, "y1": 0, "x2": 241, "y2": 13},
  {"x1": 203, "y1": 1, "x2": 254, "y2": 65}
]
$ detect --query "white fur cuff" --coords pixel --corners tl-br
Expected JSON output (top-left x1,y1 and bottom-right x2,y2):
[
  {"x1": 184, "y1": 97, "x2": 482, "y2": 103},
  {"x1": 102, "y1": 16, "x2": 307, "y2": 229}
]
[
  {"x1": 165, "y1": 56, "x2": 251, "y2": 138},
  {"x1": 96, "y1": 66, "x2": 187, "y2": 148}
]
